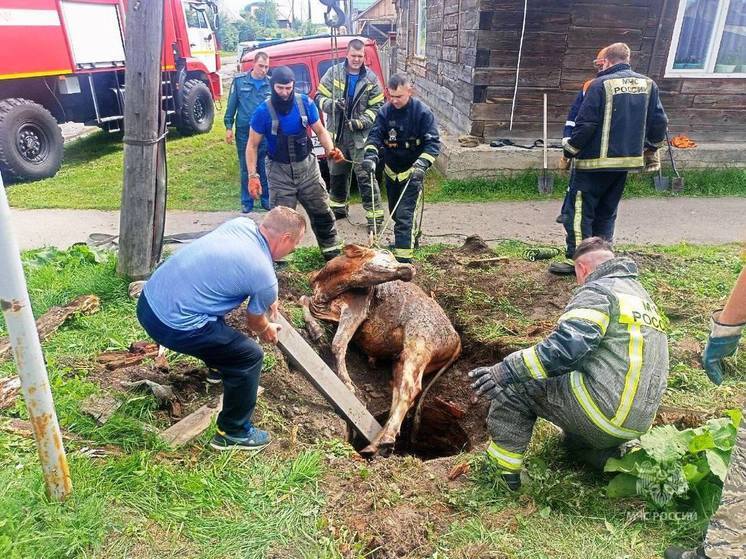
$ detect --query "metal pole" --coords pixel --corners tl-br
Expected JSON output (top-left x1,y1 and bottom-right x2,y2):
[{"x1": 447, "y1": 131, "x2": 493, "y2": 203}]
[{"x1": 0, "y1": 173, "x2": 72, "y2": 501}]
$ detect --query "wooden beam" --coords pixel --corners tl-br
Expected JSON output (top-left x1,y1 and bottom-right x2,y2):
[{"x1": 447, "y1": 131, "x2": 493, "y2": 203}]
[
  {"x1": 275, "y1": 313, "x2": 382, "y2": 444},
  {"x1": 161, "y1": 395, "x2": 223, "y2": 447}
]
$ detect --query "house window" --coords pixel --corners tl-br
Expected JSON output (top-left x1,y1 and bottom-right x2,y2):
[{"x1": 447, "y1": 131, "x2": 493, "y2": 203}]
[
  {"x1": 415, "y1": 0, "x2": 426, "y2": 56},
  {"x1": 666, "y1": 0, "x2": 746, "y2": 77}
]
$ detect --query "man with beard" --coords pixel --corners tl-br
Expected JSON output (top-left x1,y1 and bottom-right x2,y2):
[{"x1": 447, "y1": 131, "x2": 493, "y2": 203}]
[{"x1": 247, "y1": 66, "x2": 345, "y2": 260}]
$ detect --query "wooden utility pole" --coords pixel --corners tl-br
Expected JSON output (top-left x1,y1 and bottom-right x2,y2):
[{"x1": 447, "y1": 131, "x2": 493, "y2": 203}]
[{"x1": 117, "y1": 0, "x2": 166, "y2": 280}]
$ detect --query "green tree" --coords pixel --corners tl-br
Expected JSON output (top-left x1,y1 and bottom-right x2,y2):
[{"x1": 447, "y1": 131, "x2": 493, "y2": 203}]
[
  {"x1": 216, "y1": 15, "x2": 238, "y2": 51},
  {"x1": 253, "y1": 0, "x2": 278, "y2": 28}
]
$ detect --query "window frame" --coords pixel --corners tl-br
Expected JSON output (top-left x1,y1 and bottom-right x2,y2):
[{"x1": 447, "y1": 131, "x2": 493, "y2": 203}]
[
  {"x1": 414, "y1": 0, "x2": 426, "y2": 57},
  {"x1": 665, "y1": 0, "x2": 746, "y2": 78}
]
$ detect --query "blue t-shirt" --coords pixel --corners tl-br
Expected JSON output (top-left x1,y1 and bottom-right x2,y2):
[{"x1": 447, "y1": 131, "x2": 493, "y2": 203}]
[
  {"x1": 251, "y1": 77, "x2": 267, "y2": 91},
  {"x1": 250, "y1": 94, "x2": 319, "y2": 157},
  {"x1": 346, "y1": 73, "x2": 360, "y2": 100},
  {"x1": 143, "y1": 218, "x2": 278, "y2": 331}
]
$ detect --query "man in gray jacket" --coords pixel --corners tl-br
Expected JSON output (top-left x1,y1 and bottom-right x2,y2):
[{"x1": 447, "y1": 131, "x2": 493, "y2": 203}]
[
  {"x1": 315, "y1": 39, "x2": 385, "y2": 233},
  {"x1": 469, "y1": 237, "x2": 669, "y2": 490}
]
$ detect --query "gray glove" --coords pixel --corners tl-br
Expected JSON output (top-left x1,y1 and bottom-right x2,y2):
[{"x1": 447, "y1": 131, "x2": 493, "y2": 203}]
[
  {"x1": 335, "y1": 98, "x2": 346, "y2": 112},
  {"x1": 360, "y1": 158, "x2": 376, "y2": 173},
  {"x1": 468, "y1": 362, "x2": 516, "y2": 400}
]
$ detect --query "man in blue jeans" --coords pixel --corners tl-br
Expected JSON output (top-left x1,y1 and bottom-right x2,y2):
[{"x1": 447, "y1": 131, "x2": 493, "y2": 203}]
[
  {"x1": 137, "y1": 207, "x2": 306, "y2": 450},
  {"x1": 225, "y1": 50, "x2": 271, "y2": 213}
]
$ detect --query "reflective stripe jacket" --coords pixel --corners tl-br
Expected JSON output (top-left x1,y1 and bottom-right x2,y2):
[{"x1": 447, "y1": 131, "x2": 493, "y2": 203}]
[
  {"x1": 315, "y1": 62, "x2": 384, "y2": 148},
  {"x1": 364, "y1": 97, "x2": 440, "y2": 178},
  {"x1": 563, "y1": 79, "x2": 594, "y2": 139},
  {"x1": 224, "y1": 72, "x2": 271, "y2": 130},
  {"x1": 565, "y1": 63, "x2": 668, "y2": 171},
  {"x1": 502, "y1": 257, "x2": 669, "y2": 439}
]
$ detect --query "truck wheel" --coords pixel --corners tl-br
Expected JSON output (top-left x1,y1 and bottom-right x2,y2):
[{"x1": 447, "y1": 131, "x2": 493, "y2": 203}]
[
  {"x1": 0, "y1": 98, "x2": 63, "y2": 182},
  {"x1": 176, "y1": 79, "x2": 214, "y2": 135}
]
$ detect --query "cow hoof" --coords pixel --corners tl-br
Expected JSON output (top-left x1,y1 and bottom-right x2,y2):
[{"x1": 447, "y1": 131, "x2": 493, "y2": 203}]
[
  {"x1": 360, "y1": 443, "x2": 378, "y2": 458},
  {"x1": 377, "y1": 444, "x2": 394, "y2": 458}
]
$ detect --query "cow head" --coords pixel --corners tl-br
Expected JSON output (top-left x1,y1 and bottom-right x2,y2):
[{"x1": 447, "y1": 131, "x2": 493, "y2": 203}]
[{"x1": 310, "y1": 245, "x2": 415, "y2": 300}]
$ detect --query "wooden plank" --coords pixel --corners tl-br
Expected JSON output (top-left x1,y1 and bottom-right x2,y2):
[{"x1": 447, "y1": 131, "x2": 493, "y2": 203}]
[
  {"x1": 161, "y1": 395, "x2": 223, "y2": 447},
  {"x1": 0, "y1": 376, "x2": 21, "y2": 410},
  {"x1": 275, "y1": 313, "x2": 382, "y2": 444}
]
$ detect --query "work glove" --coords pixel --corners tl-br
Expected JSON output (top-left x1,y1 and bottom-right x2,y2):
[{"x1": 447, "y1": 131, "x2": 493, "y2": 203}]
[
  {"x1": 249, "y1": 175, "x2": 262, "y2": 199},
  {"x1": 702, "y1": 310, "x2": 745, "y2": 385},
  {"x1": 643, "y1": 149, "x2": 660, "y2": 173},
  {"x1": 335, "y1": 98, "x2": 347, "y2": 112},
  {"x1": 327, "y1": 147, "x2": 345, "y2": 163},
  {"x1": 409, "y1": 159, "x2": 429, "y2": 184},
  {"x1": 360, "y1": 158, "x2": 376, "y2": 173},
  {"x1": 558, "y1": 155, "x2": 571, "y2": 171},
  {"x1": 561, "y1": 137, "x2": 577, "y2": 160},
  {"x1": 468, "y1": 362, "x2": 517, "y2": 400},
  {"x1": 348, "y1": 119, "x2": 365, "y2": 131}
]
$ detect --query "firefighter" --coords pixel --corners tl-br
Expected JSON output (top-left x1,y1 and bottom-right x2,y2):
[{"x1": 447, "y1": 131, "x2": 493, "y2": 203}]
[
  {"x1": 556, "y1": 48, "x2": 606, "y2": 224},
  {"x1": 469, "y1": 237, "x2": 669, "y2": 490},
  {"x1": 665, "y1": 269, "x2": 746, "y2": 559},
  {"x1": 225, "y1": 51, "x2": 272, "y2": 213},
  {"x1": 315, "y1": 38, "x2": 385, "y2": 232},
  {"x1": 361, "y1": 72, "x2": 440, "y2": 263},
  {"x1": 246, "y1": 66, "x2": 345, "y2": 261},
  {"x1": 550, "y1": 43, "x2": 668, "y2": 276}
]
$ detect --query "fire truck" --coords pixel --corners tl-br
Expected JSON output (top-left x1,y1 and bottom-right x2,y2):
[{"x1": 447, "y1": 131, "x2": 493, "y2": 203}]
[{"x1": 0, "y1": 0, "x2": 222, "y2": 181}]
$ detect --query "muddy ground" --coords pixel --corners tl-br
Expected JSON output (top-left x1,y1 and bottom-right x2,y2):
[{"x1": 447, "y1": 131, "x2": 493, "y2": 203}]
[{"x1": 85, "y1": 240, "x2": 736, "y2": 557}]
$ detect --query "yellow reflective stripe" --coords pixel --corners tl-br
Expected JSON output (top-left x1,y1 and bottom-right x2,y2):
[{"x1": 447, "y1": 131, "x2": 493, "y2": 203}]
[
  {"x1": 486, "y1": 441, "x2": 523, "y2": 471},
  {"x1": 419, "y1": 153, "x2": 436, "y2": 164},
  {"x1": 575, "y1": 156, "x2": 644, "y2": 170},
  {"x1": 616, "y1": 292, "x2": 667, "y2": 332},
  {"x1": 333, "y1": 79, "x2": 345, "y2": 89},
  {"x1": 613, "y1": 324, "x2": 644, "y2": 425},
  {"x1": 601, "y1": 80, "x2": 615, "y2": 159},
  {"x1": 384, "y1": 165, "x2": 412, "y2": 181},
  {"x1": 559, "y1": 308, "x2": 610, "y2": 335},
  {"x1": 368, "y1": 93, "x2": 385, "y2": 105},
  {"x1": 364, "y1": 144, "x2": 378, "y2": 153},
  {"x1": 322, "y1": 243, "x2": 343, "y2": 253},
  {"x1": 317, "y1": 83, "x2": 332, "y2": 98},
  {"x1": 329, "y1": 199, "x2": 347, "y2": 208},
  {"x1": 0, "y1": 69, "x2": 72, "y2": 80},
  {"x1": 564, "y1": 142, "x2": 580, "y2": 155},
  {"x1": 365, "y1": 209, "x2": 385, "y2": 218},
  {"x1": 569, "y1": 372, "x2": 642, "y2": 439},
  {"x1": 363, "y1": 109, "x2": 376, "y2": 120},
  {"x1": 394, "y1": 247, "x2": 413, "y2": 259},
  {"x1": 573, "y1": 191, "x2": 583, "y2": 250},
  {"x1": 521, "y1": 347, "x2": 547, "y2": 380}
]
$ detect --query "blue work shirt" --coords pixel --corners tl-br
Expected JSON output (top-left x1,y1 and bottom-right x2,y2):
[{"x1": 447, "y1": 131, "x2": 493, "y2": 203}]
[
  {"x1": 250, "y1": 94, "x2": 319, "y2": 157},
  {"x1": 143, "y1": 218, "x2": 277, "y2": 331},
  {"x1": 346, "y1": 72, "x2": 360, "y2": 100},
  {"x1": 224, "y1": 72, "x2": 271, "y2": 130}
]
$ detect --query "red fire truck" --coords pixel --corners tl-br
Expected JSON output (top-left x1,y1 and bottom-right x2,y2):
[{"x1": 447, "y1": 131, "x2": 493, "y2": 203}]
[{"x1": 0, "y1": 0, "x2": 222, "y2": 181}]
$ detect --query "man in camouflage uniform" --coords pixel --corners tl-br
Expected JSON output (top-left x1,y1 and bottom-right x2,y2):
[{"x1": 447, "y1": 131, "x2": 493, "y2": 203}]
[
  {"x1": 469, "y1": 237, "x2": 669, "y2": 490},
  {"x1": 665, "y1": 268, "x2": 746, "y2": 559},
  {"x1": 315, "y1": 38, "x2": 385, "y2": 233}
]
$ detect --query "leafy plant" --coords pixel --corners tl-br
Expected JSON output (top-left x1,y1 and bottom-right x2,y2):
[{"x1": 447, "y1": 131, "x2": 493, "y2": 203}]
[{"x1": 604, "y1": 410, "x2": 742, "y2": 523}]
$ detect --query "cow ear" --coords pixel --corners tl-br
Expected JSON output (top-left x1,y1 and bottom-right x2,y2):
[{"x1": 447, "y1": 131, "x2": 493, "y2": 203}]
[{"x1": 343, "y1": 244, "x2": 364, "y2": 258}]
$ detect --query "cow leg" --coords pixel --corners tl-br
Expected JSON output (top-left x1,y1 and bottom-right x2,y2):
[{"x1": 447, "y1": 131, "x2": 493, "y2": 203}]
[
  {"x1": 330, "y1": 296, "x2": 370, "y2": 394},
  {"x1": 299, "y1": 296, "x2": 325, "y2": 342},
  {"x1": 361, "y1": 340, "x2": 431, "y2": 457}
]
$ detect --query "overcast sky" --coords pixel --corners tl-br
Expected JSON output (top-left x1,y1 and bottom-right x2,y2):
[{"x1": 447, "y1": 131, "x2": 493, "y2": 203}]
[{"x1": 221, "y1": 0, "x2": 329, "y2": 25}]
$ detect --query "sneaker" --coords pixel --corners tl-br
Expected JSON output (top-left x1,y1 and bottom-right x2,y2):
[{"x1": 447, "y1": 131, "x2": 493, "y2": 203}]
[
  {"x1": 548, "y1": 260, "x2": 576, "y2": 276},
  {"x1": 206, "y1": 369, "x2": 222, "y2": 384},
  {"x1": 210, "y1": 426, "x2": 271, "y2": 451}
]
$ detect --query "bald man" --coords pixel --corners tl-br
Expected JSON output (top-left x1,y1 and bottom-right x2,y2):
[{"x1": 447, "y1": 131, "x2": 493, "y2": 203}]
[{"x1": 469, "y1": 237, "x2": 669, "y2": 490}]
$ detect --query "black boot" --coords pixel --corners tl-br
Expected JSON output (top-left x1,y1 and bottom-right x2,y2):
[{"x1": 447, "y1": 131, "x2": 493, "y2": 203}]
[
  {"x1": 548, "y1": 259, "x2": 576, "y2": 276},
  {"x1": 502, "y1": 473, "x2": 521, "y2": 491}
]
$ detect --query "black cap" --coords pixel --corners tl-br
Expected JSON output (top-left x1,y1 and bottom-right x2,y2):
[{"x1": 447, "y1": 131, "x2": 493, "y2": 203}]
[{"x1": 270, "y1": 66, "x2": 295, "y2": 86}]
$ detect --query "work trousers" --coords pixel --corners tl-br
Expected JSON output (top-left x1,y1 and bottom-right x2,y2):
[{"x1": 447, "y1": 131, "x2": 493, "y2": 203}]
[
  {"x1": 137, "y1": 294, "x2": 263, "y2": 437},
  {"x1": 485, "y1": 374, "x2": 631, "y2": 474},
  {"x1": 704, "y1": 408, "x2": 745, "y2": 559},
  {"x1": 385, "y1": 174, "x2": 424, "y2": 262},
  {"x1": 267, "y1": 153, "x2": 341, "y2": 259},
  {"x1": 236, "y1": 127, "x2": 270, "y2": 211},
  {"x1": 328, "y1": 132, "x2": 384, "y2": 232},
  {"x1": 561, "y1": 170, "x2": 628, "y2": 258}
]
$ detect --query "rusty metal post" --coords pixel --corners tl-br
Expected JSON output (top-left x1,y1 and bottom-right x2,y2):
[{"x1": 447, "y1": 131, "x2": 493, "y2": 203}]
[{"x1": 0, "y1": 173, "x2": 72, "y2": 501}]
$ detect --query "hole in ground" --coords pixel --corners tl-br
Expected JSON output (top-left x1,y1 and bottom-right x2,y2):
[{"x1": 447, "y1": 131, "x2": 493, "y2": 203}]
[{"x1": 350, "y1": 399, "x2": 473, "y2": 460}]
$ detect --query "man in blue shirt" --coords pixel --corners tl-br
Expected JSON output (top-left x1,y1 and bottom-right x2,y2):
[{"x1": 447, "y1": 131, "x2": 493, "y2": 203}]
[
  {"x1": 225, "y1": 51, "x2": 271, "y2": 213},
  {"x1": 137, "y1": 207, "x2": 306, "y2": 451},
  {"x1": 247, "y1": 65, "x2": 346, "y2": 261}
]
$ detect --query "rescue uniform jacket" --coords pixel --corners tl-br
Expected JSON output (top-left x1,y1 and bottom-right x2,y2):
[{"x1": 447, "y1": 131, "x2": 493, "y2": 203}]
[
  {"x1": 502, "y1": 257, "x2": 669, "y2": 440},
  {"x1": 224, "y1": 72, "x2": 271, "y2": 130},
  {"x1": 563, "y1": 79, "x2": 594, "y2": 140},
  {"x1": 315, "y1": 62, "x2": 384, "y2": 148},
  {"x1": 565, "y1": 63, "x2": 668, "y2": 171},
  {"x1": 364, "y1": 97, "x2": 440, "y2": 181}
]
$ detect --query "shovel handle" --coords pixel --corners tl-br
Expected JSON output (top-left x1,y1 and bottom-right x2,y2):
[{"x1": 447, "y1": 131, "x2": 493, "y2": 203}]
[{"x1": 543, "y1": 94, "x2": 548, "y2": 170}]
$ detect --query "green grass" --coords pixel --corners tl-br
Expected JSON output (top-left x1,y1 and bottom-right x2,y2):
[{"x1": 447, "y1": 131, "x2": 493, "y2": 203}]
[
  {"x1": 0, "y1": 243, "x2": 744, "y2": 558},
  {"x1": 6, "y1": 105, "x2": 746, "y2": 211}
]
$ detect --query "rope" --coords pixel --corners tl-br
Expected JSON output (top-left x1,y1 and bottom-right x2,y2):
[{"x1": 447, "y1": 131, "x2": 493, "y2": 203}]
[
  {"x1": 509, "y1": 0, "x2": 528, "y2": 131},
  {"x1": 375, "y1": 176, "x2": 413, "y2": 246}
]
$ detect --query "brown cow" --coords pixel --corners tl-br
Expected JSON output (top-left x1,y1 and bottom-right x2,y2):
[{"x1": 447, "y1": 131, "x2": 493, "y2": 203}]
[{"x1": 299, "y1": 245, "x2": 461, "y2": 456}]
